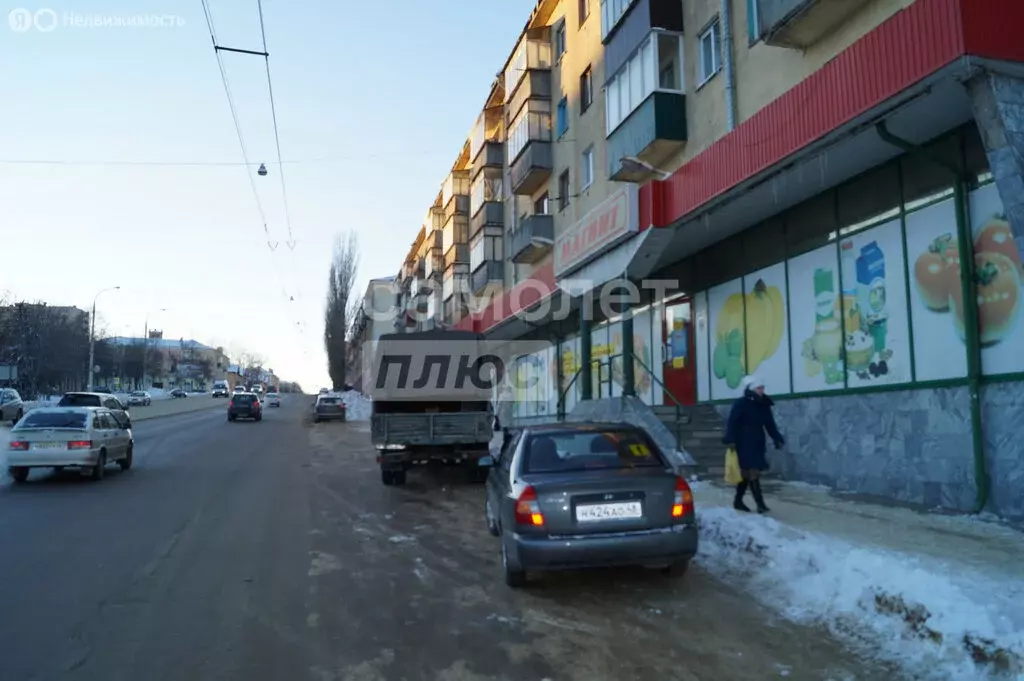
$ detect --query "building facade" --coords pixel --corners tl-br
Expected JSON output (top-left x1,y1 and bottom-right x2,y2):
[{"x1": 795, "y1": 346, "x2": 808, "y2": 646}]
[{"x1": 391, "y1": 0, "x2": 1024, "y2": 521}]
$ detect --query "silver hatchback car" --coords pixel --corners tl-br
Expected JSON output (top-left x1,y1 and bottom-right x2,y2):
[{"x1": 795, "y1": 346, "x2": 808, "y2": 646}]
[
  {"x1": 6, "y1": 407, "x2": 134, "y2": 483},
  {"x1": 483, "y1": 422, "x2": 698, "y2": 587}
]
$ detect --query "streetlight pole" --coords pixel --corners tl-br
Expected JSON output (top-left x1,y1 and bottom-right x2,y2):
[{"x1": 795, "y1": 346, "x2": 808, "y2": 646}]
[{"x1": 87, "y1": 286, "x2": 120, "y2": 391}]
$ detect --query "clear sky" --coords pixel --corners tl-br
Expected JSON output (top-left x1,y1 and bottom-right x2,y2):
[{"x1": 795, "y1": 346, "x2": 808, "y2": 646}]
[{"x1": 0, "y1": 0, "x2": 535, "y2": 390}]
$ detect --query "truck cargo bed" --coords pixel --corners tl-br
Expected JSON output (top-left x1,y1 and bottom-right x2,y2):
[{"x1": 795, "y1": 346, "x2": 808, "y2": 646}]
[{"x1": 371, "y1": 412, "x2": 491, "y2": 446}]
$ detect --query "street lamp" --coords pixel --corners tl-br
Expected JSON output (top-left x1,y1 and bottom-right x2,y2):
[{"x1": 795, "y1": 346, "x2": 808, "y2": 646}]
[
  {"x1": 143, "y1": 307, "x2": 168, "y2": 389},
  {"x1": 87, "y1": 286, "x2": 120, "y2": 392}
]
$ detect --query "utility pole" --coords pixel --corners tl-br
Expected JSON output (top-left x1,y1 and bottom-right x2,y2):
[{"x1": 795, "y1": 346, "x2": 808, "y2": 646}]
[{"x1": 87, "y1": 287, "x2": 119, "y2": 392}]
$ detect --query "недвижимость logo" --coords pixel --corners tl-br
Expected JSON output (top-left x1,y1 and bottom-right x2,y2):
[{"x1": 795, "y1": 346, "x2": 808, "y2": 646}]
[{"x1": 8, "y1": 8, "x2": 184, "y2": 32}]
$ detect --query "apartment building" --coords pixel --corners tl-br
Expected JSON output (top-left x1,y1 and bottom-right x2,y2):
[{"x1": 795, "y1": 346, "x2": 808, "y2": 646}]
[
  {"x1": 347, "y1": 276, "x2": 399, "y2": 390},
  {"x1": 393, "y1": 0, "x2": 1024, "y2": 520}
]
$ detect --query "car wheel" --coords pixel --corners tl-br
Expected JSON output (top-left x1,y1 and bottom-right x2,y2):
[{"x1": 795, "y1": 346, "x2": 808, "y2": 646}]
[
  {"x1": 485, "y1": 498, "x2": 500, "y2": 537},
  {"x1": 661, "y1": 560, "x2": 690, "y2": 579},
  {"x1": 381, "y1": 469, "x2": 395, "y2": 486},
  {"x1": 255, "y1": 415, "x2": 262, "y2": 422},
  {"x1": 119, "y1": 444, "x2": 133, "y2": 471},
  {"x1": 91, "y1": 451, "x2": 107, "y2": 481},
  {"x1": 501, "y1": 541, "x2": 526, "y2": 588},
  {"x1": 8, "y1": 466, "x2": 29, "y2": 483}
]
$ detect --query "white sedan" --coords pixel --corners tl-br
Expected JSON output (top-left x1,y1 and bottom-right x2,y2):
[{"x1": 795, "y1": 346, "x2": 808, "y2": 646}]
[{"x1": 264, "y1": 392, "x2": 281, "y2": 407}]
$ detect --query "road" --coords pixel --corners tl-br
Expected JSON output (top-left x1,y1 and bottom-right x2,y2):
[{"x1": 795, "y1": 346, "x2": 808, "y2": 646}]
[{"x1": 0, "y1": 396, "x2": 894, "y2": 681}]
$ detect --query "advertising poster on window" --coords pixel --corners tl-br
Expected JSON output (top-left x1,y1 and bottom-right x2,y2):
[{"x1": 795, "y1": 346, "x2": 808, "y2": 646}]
[
  {"x1": 742, "y1": 262, "x2": 791, "y2": 395},
  {"x1": 556, "y1": 335, "x2": 580, "y2": 414},
  {"x1": 694, "y1": 292, "x2": 711, "y2": 402},
  {"x1": 605, "y1": 320, "x2": 623, "y2": 398},
  {"x1": 610, "y1": 309, "x2": 655, "y2": 404},
  {"x1": 839, "y1": 218, "x2": 911, "y2": 387},
  {"x1": 590, "y1": 323, "x2": 610, "y2": 398},
  {"x1": 969, "y1": 184, "x2": 1024, "y2": 375},
  {"x1": 708, "y1": 278, "x2": 745, "y2": 400},
  {"x1": 534, "y1": 346, "x2": 553, "y2": 418},
  {"x1": 905, "y1": 198, "x2": 969, "y2": 381},
  {"x1": 788, "y1": 244, "x2": 844, "y2": 392}
]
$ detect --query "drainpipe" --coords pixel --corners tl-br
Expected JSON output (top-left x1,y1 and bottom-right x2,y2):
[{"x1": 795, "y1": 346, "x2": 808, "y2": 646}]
[
  {"x1": 876, "y1": 121, "x2": 990, "y2": 514},
  {"x1": 721, "y1": 0, "x2": 737, "y2": 131}
]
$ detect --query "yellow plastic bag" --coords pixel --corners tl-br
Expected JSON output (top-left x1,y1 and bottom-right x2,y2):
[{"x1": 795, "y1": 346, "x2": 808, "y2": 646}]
[{"x1": 724, "y1": 447, "x2": 743, "y2": 485}]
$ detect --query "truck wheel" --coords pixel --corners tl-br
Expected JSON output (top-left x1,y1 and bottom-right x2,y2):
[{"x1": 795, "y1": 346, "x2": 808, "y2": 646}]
[
  {"x1": 392, "y1": 470, "x2": 407, "y2": 486},
  {"x1": 381, "y1": 469, "x2": 395, "y2": 486}
]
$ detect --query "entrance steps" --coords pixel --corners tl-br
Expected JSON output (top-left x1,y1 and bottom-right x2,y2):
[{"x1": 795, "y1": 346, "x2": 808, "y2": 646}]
[{"x1": 651, "y1": 404, "x2": 727, "y2": 479}]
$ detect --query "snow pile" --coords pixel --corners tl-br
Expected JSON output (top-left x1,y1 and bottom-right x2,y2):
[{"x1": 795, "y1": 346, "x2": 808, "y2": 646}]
[
  {"x1": 338, "y1": 390, "x2": 372, "y2": 421},
  {"x1": 693, "y1": 487, "x2": 1023, "y2": 680}
]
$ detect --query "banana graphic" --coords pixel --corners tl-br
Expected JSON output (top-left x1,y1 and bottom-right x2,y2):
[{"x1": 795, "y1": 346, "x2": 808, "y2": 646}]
[{"x1": 743, "y1": 279, "x2": 785, "y2": 374}]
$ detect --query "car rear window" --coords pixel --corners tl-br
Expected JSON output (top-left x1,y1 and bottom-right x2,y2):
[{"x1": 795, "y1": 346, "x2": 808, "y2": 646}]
[
  {"x1": 319, "y1": 398, "x2": 339, "y2": 405},
  {"x1": 17, "y1": 411, "x2": 88, "y2": 429},
  {"x1": 522, "y1": 429, "x2": 665, "y2": 474},
  {"x1": 58, "y1": 394, "x2": 102, "y2": 407},
  {"x1": 234, "y1": 395, "x2": 255, "y2": 404}
]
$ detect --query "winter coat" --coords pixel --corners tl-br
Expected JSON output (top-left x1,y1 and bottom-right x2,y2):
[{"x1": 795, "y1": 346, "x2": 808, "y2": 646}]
[{"x1": 724, "y1": 390, "x2": 784, "y2": 471}]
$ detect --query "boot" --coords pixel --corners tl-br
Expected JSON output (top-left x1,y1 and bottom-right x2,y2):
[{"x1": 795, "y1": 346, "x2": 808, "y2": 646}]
[
  {"x1": 733, "y1": 481, "x2": 751, "y2": 512},
  {"x1": 750, "y1": 479, "x2": 770, "y2": 514}
]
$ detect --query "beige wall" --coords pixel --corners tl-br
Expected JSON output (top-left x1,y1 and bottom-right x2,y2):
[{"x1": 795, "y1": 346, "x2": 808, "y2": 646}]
[{"x1": 666, "y1": 0, "x2": 917, "y2": 172}]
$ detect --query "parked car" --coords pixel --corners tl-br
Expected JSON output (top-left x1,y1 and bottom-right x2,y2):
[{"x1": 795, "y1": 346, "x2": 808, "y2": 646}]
[
  {"x1": 57, "y1": 392, "x2": 131, "y2": 428},
  {"x1": 0, "y1": 388, "x2": 25, "y2": 425},
  {"x1": 227, "y1": 393, "x2": 262, "y2": 422},
  {"x1": 6, "y1": 407, "x2": 134, "y2": 482},
  {"x1": 313, "y1": 394, "x2": 346, "y2": 423},
  {"x1": 318, "y1": 387, "x2": 329, "y2": 395},
  {"x1": 127, "y1": 391, "x2": 152, "y2": 406},
  {"x1": 264, "y1": 392, "x2": 281, "y2": 408},
  {"x1": 169, "y1": 389, "x2": 187, "y2": 399},
  {"x1": 483, "y1": 422, "x2": 698, "y2": 588}
]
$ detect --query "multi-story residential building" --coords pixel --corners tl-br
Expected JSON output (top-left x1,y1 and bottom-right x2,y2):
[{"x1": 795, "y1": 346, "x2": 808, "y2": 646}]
[
  {"x1": 347, "y1": 276, "x2": 399, "y2": 390},
  {"x1": 394, "y1": 0, "x2": 1024, "y2": 522}
]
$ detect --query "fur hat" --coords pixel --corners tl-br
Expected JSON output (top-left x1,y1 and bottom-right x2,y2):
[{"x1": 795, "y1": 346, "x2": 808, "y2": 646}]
[{"x1": 742, "y1": 375, "x2": 764, "y2": 391}]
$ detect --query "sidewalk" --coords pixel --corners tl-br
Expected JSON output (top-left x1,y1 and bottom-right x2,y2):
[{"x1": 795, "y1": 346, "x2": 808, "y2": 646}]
[{"x1": 691, "y1": 478, "x2": 1023, "y2": 680}]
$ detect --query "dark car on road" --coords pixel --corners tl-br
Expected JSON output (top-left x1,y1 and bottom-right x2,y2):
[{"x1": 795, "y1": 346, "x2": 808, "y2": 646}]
[
  {"x1": 57, "y1": 392, "x2": 131, "y2": 428},
  {"x1": 170, "y1": 389, "x2": 188, "y2": 399},
  {"x1": 483, "y1": 422, "x2": 698, "y2": 588},
  {"x1": 313, "y1": 395, "x2": 346, "y2": 423},
  {"x1": 227, "y1": 393, "x2": 262, "y2": 422}
]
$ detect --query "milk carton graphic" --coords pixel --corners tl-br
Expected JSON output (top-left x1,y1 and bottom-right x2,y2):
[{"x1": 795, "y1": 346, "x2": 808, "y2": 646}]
[{"x1": 855, "y1": 241, "x2": 887, "y2": 352}]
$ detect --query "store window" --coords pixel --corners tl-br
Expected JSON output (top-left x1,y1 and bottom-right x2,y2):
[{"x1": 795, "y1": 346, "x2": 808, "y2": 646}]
[
  {"x1": 901, "y1": 133, "x2": 960, "y2": 210},
  {"x1": 785, "y1": 191, "x2": 838, "y2": 256},
  {"x1": 836, "y1": 164, "x2": 901, "y2": 235}
]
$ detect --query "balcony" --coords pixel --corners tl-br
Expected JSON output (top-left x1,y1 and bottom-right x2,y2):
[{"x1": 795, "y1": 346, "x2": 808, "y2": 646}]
[
  {"x1": 510, "y1": 214, "x2": 554, "y2": 264},
  {"x1": 444, "y1": 244, "x2": 469, "y2": 270},
  {"x1": 603, "y1": 0, "x2": 684, "y2": 73},
  {"x1": 471, "y1": 141, "x2": 504, "y2": 178},
  {"x1": 607, "y1": 92, "x2": 686, "y2": 182},
  {"x1": 757, "y1": 0, "x2": 872, "y2": 49},
  {"x1": 510, "y1": 140, "x2": 553, "y2": 196},
  {"x1": 470, "y1": 201, "x2": 503, "y2": 239},
  {"x1": 506, "y1": 71, "x2": 552, "y2": 122},
  {"x1": 444, "y1": 194, "x2": 470, "y2": 222},
  {"x1": 471, "y1": 260, "x2": 503, "y2": 295}
]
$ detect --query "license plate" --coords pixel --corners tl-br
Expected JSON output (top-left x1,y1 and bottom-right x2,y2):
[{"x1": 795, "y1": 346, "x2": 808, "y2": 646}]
[
  {"x1": 33, "y1": 441, "x2": 64, "y2": 449},
  {"x1": 575, "y1": 501, "x2": 642, "y2": 522}
]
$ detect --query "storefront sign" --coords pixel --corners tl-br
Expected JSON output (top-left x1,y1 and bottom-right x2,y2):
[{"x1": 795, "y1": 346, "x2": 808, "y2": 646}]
[{"x1": 555, "y1": 184, "x2": 639, "y2": 278}]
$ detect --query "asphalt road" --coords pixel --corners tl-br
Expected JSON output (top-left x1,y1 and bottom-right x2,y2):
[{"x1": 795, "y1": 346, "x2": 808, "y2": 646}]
[{"x1": 0, "y1": 396, "x2": 894, "y2": 681}]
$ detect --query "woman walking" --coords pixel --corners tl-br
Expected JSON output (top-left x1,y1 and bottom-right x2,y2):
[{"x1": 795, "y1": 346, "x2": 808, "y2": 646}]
[{"x1": 723, "y1": 376, "x2": 784, "y2": 513}]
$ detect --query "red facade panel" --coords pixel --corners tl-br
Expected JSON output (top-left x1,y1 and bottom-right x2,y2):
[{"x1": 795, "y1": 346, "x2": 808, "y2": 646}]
[
  {"x1": 656, "y1": 0, "x2": 965, "y2": 227},
  {"x1": 960, "y1": 0, "x2": 1024, "y2": 62}
]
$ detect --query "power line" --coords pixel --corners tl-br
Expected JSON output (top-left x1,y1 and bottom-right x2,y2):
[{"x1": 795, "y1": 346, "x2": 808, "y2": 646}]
[{"x1": 256, "y1": 0, "x2": 295, "y2": 248}]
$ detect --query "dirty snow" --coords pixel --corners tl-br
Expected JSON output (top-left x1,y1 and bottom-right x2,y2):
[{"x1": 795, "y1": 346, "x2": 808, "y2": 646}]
[
  {"x1": 338, "y1": 390, "x2": 371, "y2": 421},
  {"x1": 692, "y1": 481, "x2": 1023, "y2": 680}
]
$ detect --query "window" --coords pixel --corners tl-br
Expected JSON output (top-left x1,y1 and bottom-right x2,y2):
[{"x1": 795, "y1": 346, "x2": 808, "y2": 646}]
[
  {"x1": 471, "y1": 233, "x2": 504, "y2": 270},
  {"x1": 600, "y1": 0, "x2": 635, "y2": 40},
  {"x1": 605, "y1": 33, "x2": 683, "y2": 134},
  {"x1": 581, "y1": 146, "x2": 594, "y2": 190},
  {"x1": 507, "y1": 107, "x2": 552, "y2": 162},
  {"x1": 558, "y1": 170, "x2": 571, "y2": 211},
  {"x1": 470, "y1": 174, "x2": 502, "y2": 214},
  {"x1": 580, "y1": 66, "x2": 593, "y2": 114},
  {"x1": 746, "y1": 0, "x2": 760, "y2": 44},
  {"x1": 578, "y1": 0, "x2": 589, "y2": 25},
  {"x1": 699, "y1": 19, "x2": 721, "y2": 85},
  {"x1": 522, "y1": 428, "x2": 664, "y2": 474},
  {"x1": 553, "y1": 21, "x2": 566, "y2": 60},
  {"x1": 534, "y1": 193, "x2": 549, "y2": 215},
  {"x1": 556, "y1": 96, "x2": 569, "y2": 137}
]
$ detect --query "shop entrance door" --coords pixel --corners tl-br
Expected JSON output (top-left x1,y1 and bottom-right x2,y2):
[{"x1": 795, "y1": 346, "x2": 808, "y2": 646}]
[{"x1": 662, "y1": 297, "x2": 696, "y2": 406}]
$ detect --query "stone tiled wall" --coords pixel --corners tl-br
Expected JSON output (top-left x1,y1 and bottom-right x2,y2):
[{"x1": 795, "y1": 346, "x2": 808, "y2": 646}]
[{"x1": 716, "y1": 382, "x2": 1024, "y2": 521}]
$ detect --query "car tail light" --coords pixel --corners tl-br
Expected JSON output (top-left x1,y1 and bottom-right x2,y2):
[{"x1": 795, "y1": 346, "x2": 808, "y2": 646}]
[
  {"x1": 68, "y1": 440, "x2": 93, "y2": 450},
  {"x1": 8, "y1": 440, "x2": 28, "y2": 451},
  {"x1": 672, "y1": 477, "x2": 694, "y2": 518},
  {"x1": 228, "y1": 400, "x2": 234, "y2": 408},
  {"x1": 514, "y1": 486, "x2": 545, "y2": 527}
]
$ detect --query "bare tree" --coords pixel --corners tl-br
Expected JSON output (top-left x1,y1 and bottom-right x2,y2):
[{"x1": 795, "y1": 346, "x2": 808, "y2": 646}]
[{"x1": 324, "y1": 231, "x2": 359, "y2": 390}]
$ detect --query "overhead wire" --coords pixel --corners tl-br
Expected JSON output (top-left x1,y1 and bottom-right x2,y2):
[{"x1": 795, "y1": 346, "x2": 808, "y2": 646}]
[{"x1": 256, "y1": 0, "x2": 294, "y2": 248}]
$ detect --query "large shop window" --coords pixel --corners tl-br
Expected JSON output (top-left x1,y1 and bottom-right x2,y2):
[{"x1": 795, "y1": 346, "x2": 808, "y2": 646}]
[
  {"x1": 605, "y1": 32, "x2": 684, "y2": 135},
  {"x1": 600, "y1": 0, "x2": 636, "y2": 40},
  {"x1": 507, "y1": 104, "x2": 552, "y2": 163}
]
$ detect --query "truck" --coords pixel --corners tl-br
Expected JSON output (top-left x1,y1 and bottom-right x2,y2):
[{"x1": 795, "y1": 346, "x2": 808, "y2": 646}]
[{"x1": 369, "y1": 330, "x2": 498, "y2": 487}]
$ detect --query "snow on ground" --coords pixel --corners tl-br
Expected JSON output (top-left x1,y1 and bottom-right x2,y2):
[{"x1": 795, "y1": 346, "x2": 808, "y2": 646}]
[
  {"x1": 691, "y1": 480, "x2": 1023, "y2": 680},
  {"x1": 337, "y1": 390, "x2": 371, "y2": 421}
]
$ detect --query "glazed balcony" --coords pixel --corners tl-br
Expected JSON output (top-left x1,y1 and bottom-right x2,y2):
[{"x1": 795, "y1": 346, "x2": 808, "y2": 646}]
[
  {"x1": 757, "y1": 0, "x2": 873, "y2": 49},
  {"x1": 471, "y1": 141, "x2": 504, "y2": 179},
  {"x1": 444, "y1": 243, "x2": 469, "y2": 270},
  {"x1": 470, "y1": 201, "x2": 503, "y2": 239},
  {"x1": 607, "y1": 92, "x2": 687, "y2": 182},
  {"x1": 509, "y1": 139, "x2": 553, "y2": 196},
  {"x1": 471, "y1": 260, "x2": 503, "y2": 295},
  {"x1": 510, "y1": 214, "x2": 554, "y2": 264}
]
